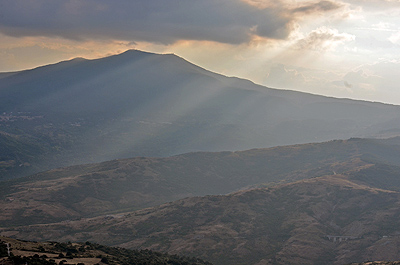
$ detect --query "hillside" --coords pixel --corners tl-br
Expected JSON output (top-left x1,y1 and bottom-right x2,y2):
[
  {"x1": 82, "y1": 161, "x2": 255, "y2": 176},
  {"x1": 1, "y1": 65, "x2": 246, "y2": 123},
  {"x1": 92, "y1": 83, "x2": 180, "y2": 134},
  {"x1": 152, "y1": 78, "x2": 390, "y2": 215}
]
[
  {"x1": 3, "y1": 175, "x2": 400, "y2": 265},
  {"x1": 2, "y1": 138, "x2": 400, "y2": 264},
  {"x1": 1, "y1": 50, "x2": 400, "y2": 179},
  {"x1": 2, "y1": 137, "x2": 400, "y2": 227},
  {"x1": 0, "y1": 236, "x2": 212, "y2": 265}
]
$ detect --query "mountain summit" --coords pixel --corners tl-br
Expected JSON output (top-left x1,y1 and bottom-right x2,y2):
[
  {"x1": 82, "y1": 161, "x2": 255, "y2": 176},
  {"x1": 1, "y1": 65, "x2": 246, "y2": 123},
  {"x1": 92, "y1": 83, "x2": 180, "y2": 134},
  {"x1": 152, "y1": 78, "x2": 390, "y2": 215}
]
[{"x1": 1, "y1": 50, "x2": 400, "y2": 179}]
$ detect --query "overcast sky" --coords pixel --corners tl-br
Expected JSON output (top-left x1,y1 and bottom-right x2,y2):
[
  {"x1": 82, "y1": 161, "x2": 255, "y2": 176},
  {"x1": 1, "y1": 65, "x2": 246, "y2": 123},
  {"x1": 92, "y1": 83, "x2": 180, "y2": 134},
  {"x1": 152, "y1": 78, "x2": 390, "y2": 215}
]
[{"x1": 1, "y1": 0, "x2": 400, "y2": 104}]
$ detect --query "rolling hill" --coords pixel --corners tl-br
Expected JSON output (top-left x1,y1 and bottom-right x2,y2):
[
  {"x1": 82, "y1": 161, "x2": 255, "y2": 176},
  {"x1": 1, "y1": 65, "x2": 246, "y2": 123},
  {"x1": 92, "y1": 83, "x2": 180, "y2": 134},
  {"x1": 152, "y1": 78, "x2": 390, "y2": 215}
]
[
  {"x1": 1, "y1": 50, "x2": 400, "y2": 179},
  {"x1": 3, "y1": 175, "x2": 400, "y2": 265},
  {"x1": 2, "y1": 138, "x2": 400, "y2": 264},
  {"x1": 1, "y1": 137, "x2": 400, "y2": 227}
]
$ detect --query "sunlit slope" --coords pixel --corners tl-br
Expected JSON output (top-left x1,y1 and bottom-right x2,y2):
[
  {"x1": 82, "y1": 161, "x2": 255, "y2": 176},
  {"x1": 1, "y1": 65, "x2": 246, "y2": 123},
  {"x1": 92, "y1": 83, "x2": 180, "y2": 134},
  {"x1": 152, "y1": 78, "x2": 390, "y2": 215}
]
[
  {"x1": 1, "y1": 50, "x2": 400, "y2": 179},
  {"x1": 1, "y1": 137, "x2": 400, "y2": 227}
]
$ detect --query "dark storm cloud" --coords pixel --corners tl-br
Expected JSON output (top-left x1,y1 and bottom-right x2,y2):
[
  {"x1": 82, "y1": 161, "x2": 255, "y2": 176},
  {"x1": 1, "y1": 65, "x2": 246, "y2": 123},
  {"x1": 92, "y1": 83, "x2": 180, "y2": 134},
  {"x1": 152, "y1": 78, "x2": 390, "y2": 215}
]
[
  {"x1": 0, "y1": 0, "x2": 344, "y2": 44},
  {"x1": 0, "y1": 0, "x2": 283, "y2": 44}
]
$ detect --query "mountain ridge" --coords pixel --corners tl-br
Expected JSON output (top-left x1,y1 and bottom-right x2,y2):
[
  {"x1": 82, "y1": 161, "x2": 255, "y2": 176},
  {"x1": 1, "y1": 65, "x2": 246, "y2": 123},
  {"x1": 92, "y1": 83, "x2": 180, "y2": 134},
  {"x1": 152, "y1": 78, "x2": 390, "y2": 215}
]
[
  {"x1": 5, "y1": 49, "x2": 398, "y2": 106},
  {"x1": 1, "y1": 49, "x2": 400, "y2": 180}
]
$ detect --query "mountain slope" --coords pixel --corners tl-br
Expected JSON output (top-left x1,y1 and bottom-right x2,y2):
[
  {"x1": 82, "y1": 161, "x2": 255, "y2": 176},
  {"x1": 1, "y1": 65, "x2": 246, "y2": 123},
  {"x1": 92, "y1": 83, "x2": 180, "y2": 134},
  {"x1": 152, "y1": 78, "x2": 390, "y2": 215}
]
[
  {"x1": 1, "y1": 50, "x2": 400, "y2": 179},
  {"x1": 3, "y1": 175, "x2": 400, "y2": 265},
  {"x1": 1, "y1": 137, "x2": 400, "y2": 228}
]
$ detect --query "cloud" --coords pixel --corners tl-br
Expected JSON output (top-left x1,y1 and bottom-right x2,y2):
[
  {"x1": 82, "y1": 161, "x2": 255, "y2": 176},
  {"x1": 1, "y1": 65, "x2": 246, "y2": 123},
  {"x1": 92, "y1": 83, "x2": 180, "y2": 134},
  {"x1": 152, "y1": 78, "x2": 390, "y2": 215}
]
[
  {"x1": 292, "y1": 0, "x2": 344, "y2": 14},
  {"x1": 343, "y1": 81, "x2": 353, "y2": 88},
  {"x1": 263, "y1": 63, "x2": 353, "y2": 97},
  {"x1": 0, "y1": 0, "x2": 347, "y2": 45},
  {"x1": 0, "y1": 0, "x2": 285, "y2": 44},
  {"x1": 263, "y1": 61, "x2": 400, "y2": 104},
  {"x1": 294, "y1": 27, "x2": 355, "y2": 51},
  {"x1": 265, "y1": 64, "x2": 307, "y2": 88},
  {"x1": 344, "y1": 0, "x2": 400, "y2": 10},
  {"x1": 329, "y1": 60, "x2": 400, "y2": 103},
  {"x1": 389, "y1": 31, "x2": 400, "y2": 45},
  {"x1": 339, "y1": 70, "x2": 381, "y2": 91}
]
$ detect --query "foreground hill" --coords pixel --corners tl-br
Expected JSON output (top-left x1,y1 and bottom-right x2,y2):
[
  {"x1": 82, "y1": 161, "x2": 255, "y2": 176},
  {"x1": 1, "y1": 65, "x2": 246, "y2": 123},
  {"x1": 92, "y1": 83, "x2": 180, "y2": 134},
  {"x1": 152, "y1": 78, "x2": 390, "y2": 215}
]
[
  {"x1": 1, "y1": 137, "x2": 400, "y2": 227},
  {"x1": 3, "y1": 175, "x2": 400, "y2": 265},
  {"x1": 0, "y1": 236, "x2": 212, "y2": 265},
  {"x1": 1, "y1": 50, "x2": 400, "y2": 179}
]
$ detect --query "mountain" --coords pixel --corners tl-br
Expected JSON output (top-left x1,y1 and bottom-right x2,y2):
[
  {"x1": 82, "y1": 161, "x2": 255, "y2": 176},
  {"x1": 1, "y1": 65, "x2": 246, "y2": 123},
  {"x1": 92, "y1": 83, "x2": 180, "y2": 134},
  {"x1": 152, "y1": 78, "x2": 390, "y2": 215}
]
[
  {"x1": 1, "y1": 50, "x2": 400, "y2": 179},
  {"x1": 4, "y1": 175, "x2": 400, "y2": 265},
  {"x1": 0, "y1": 236, "x2": 213, "y2": 265},
  {"x1": 1, "y1": 137, "x2": 400, "y2": 227}
]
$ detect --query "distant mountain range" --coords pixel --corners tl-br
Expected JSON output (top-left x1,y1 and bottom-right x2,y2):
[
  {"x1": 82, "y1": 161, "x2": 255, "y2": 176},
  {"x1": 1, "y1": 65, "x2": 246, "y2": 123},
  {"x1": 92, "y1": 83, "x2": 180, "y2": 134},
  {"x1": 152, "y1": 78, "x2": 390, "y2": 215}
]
[
  {"x1": 2, "y1": 137, "x2": 400, "y2": 264},
  {"x1": 1, "y1": 50, "x2": 400, "y2": 179}
]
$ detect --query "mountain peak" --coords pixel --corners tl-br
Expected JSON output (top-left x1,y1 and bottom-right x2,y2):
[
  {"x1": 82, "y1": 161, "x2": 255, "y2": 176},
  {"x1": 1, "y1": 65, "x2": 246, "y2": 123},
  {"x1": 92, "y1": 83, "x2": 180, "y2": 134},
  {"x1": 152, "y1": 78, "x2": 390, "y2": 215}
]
[
  {"x1": 114, "y1": 49, "x2": 178, "y2": 60},
  {"x1": 118, "y1": 49, "x2": 157, "y2": 57}
]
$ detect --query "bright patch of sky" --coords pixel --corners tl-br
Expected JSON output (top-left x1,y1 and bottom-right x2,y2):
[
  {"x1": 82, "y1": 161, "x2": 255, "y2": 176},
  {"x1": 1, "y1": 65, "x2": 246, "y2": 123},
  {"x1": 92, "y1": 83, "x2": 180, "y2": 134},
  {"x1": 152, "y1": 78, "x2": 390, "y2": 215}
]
[{"x1": 0, "y1": 0, "x2": 399, "y2": 104}]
